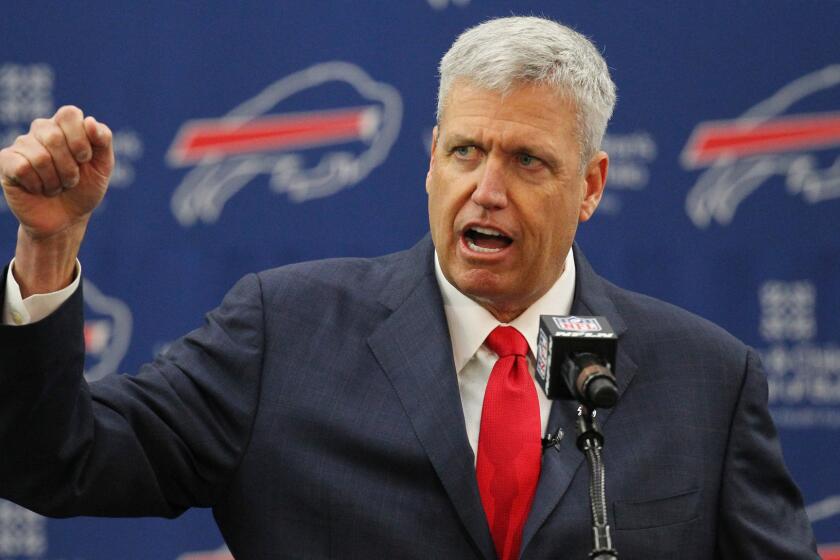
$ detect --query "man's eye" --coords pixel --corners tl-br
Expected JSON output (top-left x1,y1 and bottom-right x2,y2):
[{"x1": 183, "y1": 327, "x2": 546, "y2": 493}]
[
  {"x1": 518, "y1": 153, "x2": 539, "y2": 167},
  {"x1": 453, "y1": 146, "x2": 476, "y2": 158}
]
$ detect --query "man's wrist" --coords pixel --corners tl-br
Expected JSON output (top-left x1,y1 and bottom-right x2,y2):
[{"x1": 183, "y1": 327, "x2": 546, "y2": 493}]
[
  {"x1": 14, "y1": 220, "x2": 87, "y2": 298},
  {"x1": 3, "y1": 258, "x2": 82, "y2": 325}
]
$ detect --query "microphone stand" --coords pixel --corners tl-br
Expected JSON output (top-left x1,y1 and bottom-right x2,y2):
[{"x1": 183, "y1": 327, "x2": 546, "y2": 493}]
[{"x1": 576, "y1": 404, "x2": 618, "y2": 560}]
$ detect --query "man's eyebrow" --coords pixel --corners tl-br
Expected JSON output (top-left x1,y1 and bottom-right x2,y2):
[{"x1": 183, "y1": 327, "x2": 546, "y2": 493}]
[
  {"x1": 506, "y1": 142, "x2": 543, "y2": 155},
  {"x1": 441, "y1": 132, "x2": 478, "y2": 146}
]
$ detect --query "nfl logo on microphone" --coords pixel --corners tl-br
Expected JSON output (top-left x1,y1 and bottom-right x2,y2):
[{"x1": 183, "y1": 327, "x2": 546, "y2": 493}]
[{"x1": 554, "y1": 316, "x2": 603, "y2": 332}]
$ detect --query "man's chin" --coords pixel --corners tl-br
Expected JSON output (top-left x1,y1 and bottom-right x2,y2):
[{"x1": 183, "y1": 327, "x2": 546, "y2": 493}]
[
  {"x1": 451, "y1": 272, "x2": 521, "y2": 312},
  {"x1": 451, "y1": 268, "x2": 506, "y2": 295}
]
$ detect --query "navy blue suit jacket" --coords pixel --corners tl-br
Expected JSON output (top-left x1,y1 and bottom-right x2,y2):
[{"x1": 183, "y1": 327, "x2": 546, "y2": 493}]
[{"x1": 0, "y1": 236, "x2": 817, "y2": 558}]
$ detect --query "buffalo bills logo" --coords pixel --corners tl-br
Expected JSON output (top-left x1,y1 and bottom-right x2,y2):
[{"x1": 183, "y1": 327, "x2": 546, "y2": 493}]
[
  {"x1": 167, "y1": 61, "x2": 402, "y2": 226},
  {"x1": 807, "y1": 494, "x2": 840, "y2": 559},
  {"x1": 682, "y1": 65, "x2": 840, "y2": 228},
  {"x1": 822, "y1": 544, "x2": 840, "y2": 560}
]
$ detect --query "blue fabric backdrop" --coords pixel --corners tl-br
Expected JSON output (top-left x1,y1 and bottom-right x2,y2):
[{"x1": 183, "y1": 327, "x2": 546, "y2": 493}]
[{"x1": 1, "y1": 1, "x2": 838, "y2": 558}]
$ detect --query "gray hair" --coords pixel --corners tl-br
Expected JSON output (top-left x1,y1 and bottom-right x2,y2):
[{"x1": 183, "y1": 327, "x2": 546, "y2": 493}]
[{"x1": 437, "y1": 16, "x2": 617, "y2": 167}]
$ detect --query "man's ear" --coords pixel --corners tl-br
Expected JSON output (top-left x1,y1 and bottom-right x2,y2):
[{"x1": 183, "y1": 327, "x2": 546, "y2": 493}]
[
  {"x1": 579, "y1": 150, "x2": 609, "y2": 222},
  {"x1": 426, "y1": 126, "x2": 439, "y2": 194}
]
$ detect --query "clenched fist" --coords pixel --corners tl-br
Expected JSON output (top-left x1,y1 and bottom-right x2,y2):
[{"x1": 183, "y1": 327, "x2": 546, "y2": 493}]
[
  {"x1": 1, "y1": 105, "x2": 114, "y2": 238},
  {"x1": 0, "y1": 106, "x2": 114, "y2": 297}
]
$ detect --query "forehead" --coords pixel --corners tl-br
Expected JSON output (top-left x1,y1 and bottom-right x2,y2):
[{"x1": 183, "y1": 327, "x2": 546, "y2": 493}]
[{"x1": 438, "y1": 80, "x2": 579, "y2": 150}]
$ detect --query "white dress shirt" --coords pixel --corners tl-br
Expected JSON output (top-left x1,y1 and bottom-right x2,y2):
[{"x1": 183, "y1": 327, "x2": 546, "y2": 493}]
[
  {"x1": 2, "y1": 259, "x2": 81, "y2": 325},
  {"x1": 434, "y1": 249, "x2": 576, "y2": 459}
]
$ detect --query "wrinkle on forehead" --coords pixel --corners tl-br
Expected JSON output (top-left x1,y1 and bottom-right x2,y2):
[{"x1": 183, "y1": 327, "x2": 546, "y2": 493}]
[
  {"x1": 438, "y1": 78, "x2": 585, "y2": 165},
  {"x1": 437, "y1": 82, "x2": 579, "y2": 173}
]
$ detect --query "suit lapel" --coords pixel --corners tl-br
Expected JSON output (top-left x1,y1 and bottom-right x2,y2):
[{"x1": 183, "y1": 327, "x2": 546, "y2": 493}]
[
  {"x1": 366, "y1": 238, "x2": 496, "y2": 560},
  {"x1": 521, "y1": 244, "x2": 639, "y2": 554},
  {"x1": 365, "y1": 239, "x2": 639, "y2": 558}
]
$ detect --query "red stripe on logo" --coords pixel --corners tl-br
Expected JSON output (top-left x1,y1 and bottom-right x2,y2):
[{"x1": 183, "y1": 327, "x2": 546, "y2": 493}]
[
  {"x1": 819, "y1": 544, "x2": 840, "y2": 560},
  {"x1": 169, "y1": 106, "x2": 377, "y2": 164},
  {"x1": 683, "y1": 113, "x2": 840, "y2": 167}
]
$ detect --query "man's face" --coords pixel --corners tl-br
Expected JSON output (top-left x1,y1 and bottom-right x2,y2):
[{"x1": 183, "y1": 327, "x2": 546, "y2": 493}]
[{"x1": 426, "y1": 81, "x2": 608, "y2": 322}]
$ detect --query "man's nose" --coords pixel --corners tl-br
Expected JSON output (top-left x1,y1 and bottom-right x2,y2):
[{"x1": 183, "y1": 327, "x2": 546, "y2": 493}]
[{"x1": 471, "y1": 157, "x2": 508, "y2": 209}]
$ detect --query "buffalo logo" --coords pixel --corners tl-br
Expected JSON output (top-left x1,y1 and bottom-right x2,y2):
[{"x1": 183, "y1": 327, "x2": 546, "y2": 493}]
[
  {"x1": 807, "y1": 494, "x2": 840, "y2": 559},
  {"x1": 806, "y1": 495, "x2": 840, "y2": 560},
  {"x1": 167, "y1": 61, "x2": 402, "y2": 226},
  {"x1": 554, "y1": 316, "x2": 603, "y2": 333},
  {"x1": 177, "y1": 544, "x2": 233, "y2": 560},
  {"x1": 822, "y1": 545, "x2": 840, "y2": 560},
  {"x1": 682, "y1": 65, "x2": 840, "y2": 228},
  {"x1": 83, "y1": 279, "x2": 132, "y2": 382}
]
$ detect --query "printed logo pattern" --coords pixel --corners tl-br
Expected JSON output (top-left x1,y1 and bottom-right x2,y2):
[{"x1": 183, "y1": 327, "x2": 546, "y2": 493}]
[
  {"x1": 598, "y1": 132, "x2": 657, "y2": 214},
  {"x1": 83, "y1": 279, "x2": 133, "y2": 382},
  {"x1": 168, "y1": 62, "x2": 402, "y2": 226},
  {"x1": 758, "y1": 280, "x2": 840, "y2": 427},
  {"x1": 683, "y1": 65, "x2": 840, "y2": 227},
  {"x1": 807, "y1": 495, "x2": 840, "y2": 559},
  {"x1": 0, "y1": 64, "x2": 53, "y2": 124},
  {"x1": 426, "y1": 0, "x2": 470, "y2": 8},
  {"x1": 759, "y1": 281, "x2": 816, "y2": 341},
  {"x1": 0, "y1": 501, "x2": 46, "y2": 557},
  {"x1": 0, "y1": 63, "x2": 55, "y2": 214},
  {"x1": 111, "y1": 129, "x2": 144, "y2": 188}
]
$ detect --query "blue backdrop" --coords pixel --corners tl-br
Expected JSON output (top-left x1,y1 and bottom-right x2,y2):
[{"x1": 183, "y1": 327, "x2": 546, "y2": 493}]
[{"x1": 1, "y1": 1, "x2": 838, "y2": 558}]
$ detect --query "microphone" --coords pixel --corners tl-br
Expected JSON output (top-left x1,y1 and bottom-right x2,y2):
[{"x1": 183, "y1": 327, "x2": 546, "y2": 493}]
[
  {"x1": 541, "y1": 426, "x2": 564, "y2": 452},
  {"x1": 537, "y1": 316, "x2": 622, "y2": 559},
  {"x1": 535, "y1": 315, "x2": 619, "y2": 409}
]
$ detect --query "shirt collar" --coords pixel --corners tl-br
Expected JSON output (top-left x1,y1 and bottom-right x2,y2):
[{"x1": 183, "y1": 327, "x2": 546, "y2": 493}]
[{"x1": 434, "y1": 249, "x2": 576, "y2": 372}]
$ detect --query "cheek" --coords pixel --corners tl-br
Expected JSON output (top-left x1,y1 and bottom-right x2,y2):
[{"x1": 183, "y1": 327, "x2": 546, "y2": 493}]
[
  {"x1": 523, "y1": 196, "x2": 576, "y2": 250},
  {"x1": 427, "y1": 184, "x2": 452, "y2": 241},
  {"x1": 430, "y1": 176, "x2": 466, "y2": 224}
]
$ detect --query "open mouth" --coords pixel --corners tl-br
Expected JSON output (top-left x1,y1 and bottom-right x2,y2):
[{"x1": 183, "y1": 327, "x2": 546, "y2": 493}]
[{"x1": 463, "y1": 226, "x2": 513, "y2": 254}]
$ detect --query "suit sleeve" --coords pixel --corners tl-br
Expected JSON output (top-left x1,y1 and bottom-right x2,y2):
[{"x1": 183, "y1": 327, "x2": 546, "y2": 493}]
[
  {"x1": 716, "y1": 347, "x2": 818, "y2": 558},
  {"x1": 0, "y1": 268, "x2": 265, "y2": 518}
]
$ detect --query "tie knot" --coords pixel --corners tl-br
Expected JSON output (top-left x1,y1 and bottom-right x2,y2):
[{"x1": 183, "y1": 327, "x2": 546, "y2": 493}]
[{"x1": 485, "y1": 326, "x2": 529, "y2": 358}]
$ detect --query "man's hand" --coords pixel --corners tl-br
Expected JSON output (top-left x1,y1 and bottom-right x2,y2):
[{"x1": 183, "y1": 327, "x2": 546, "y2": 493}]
[
  {"x1": 1, "y1": 105, "x2": 113, "y2": 237},
  {"x1": 0, "y1": 106, "x2": 114, "y2": 297}
]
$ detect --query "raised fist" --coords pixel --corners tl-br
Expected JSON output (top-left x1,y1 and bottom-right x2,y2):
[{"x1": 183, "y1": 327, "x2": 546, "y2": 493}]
[{"x1": 0, "y1": 105, "x2": 114, "y2": 239}]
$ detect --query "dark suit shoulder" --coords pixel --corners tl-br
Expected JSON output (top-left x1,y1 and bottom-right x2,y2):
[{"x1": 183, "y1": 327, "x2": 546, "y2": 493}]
[
  {"x1": 245, "y1": 242, "x2": 436, "y2": 343},
  {"x1": 605, "y1": 277, "x2": 741, "y2": 342},
  {"x1": 256, "y1": 245, "x2": 415, "y2": 306},
  {"x1": 602, "y1": 279, "x2": 751, "y2": 372}
]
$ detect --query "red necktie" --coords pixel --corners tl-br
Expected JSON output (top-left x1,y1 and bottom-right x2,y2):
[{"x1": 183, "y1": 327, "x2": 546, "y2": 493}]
[{"x1": 476, "y1": 326, "x2": 542, "y2": 560}]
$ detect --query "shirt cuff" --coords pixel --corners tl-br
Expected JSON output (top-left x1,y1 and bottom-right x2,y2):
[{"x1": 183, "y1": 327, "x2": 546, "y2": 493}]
[{"x1": 3, "y1": 259, "x2": 82, "y2": 325}]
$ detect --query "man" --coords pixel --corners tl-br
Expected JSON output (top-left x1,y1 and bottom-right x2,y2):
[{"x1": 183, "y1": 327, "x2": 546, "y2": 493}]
[{"x1": 0, "y1": 16, "x2": 818, "y2": 559}]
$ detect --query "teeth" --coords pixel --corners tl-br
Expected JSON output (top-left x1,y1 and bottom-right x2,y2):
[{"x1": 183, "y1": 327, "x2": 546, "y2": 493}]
[
  {"x1": 467, "y1": 239, "x2": 503, "y2": 253},
  {"x1": 471, "y1": 226, "x2": 503, "y2": 236}
]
